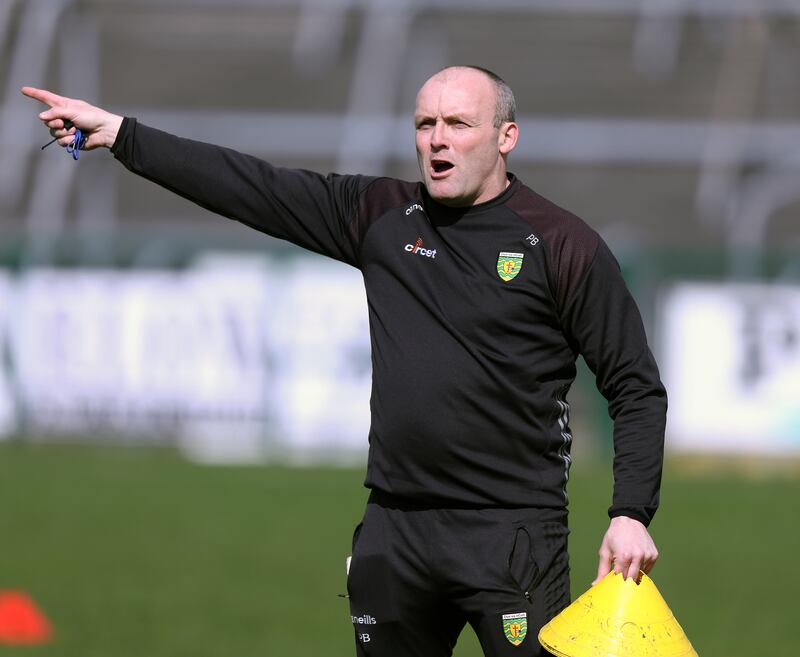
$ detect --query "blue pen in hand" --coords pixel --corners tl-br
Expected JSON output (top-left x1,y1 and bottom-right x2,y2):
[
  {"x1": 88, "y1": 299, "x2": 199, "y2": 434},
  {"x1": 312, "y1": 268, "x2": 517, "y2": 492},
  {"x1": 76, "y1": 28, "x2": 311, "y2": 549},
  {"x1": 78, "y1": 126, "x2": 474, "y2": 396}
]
[{"x1": 40, "y1": 119, "x2": 87, "y2": 160}]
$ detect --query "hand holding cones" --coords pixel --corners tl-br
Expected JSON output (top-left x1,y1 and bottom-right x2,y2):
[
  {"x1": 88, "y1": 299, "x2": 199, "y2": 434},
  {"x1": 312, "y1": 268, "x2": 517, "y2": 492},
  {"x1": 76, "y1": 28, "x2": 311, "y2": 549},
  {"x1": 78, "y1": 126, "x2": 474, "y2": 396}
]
[{"x1": 538, "y1": 571, "x2": 697, "y2": 657}]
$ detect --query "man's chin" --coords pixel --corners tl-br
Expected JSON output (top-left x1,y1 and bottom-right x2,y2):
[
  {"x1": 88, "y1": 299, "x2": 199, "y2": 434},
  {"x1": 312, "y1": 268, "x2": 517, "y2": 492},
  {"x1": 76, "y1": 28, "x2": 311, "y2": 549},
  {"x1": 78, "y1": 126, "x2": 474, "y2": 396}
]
[{"x1": 426, "y1": 181, "x2": 468, "y2": 208}]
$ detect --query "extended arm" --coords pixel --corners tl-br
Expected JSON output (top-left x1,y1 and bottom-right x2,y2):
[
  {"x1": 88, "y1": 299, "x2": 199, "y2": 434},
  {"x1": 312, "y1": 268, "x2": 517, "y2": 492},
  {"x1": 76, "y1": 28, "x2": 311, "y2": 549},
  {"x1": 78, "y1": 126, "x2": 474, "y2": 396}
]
[{"x1": 22, "y1": 87, "x2": 371, "y2": 266}]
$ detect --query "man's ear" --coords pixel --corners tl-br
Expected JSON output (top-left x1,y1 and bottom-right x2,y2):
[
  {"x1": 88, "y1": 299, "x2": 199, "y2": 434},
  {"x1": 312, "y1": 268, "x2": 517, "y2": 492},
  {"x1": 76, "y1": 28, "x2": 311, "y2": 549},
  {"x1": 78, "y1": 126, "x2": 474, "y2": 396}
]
[{"x1": 498, "y1": 122, "x2": 519, "y2": 155}]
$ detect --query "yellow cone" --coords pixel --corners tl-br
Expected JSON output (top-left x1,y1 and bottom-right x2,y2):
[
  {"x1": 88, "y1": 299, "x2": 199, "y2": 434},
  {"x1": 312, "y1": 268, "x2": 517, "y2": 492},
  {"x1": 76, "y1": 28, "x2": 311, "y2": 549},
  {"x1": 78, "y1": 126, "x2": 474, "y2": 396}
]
[{"x1": 538, "y1": 571, "x2": 697, "y2": 657}]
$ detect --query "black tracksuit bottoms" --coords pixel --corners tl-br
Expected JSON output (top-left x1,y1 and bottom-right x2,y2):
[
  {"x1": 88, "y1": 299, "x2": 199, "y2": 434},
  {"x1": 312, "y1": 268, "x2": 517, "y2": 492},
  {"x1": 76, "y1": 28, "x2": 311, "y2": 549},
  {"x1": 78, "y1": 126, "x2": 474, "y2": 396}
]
[{"x1": 347, "y1": 492, "x2": 570, "y2": 656}]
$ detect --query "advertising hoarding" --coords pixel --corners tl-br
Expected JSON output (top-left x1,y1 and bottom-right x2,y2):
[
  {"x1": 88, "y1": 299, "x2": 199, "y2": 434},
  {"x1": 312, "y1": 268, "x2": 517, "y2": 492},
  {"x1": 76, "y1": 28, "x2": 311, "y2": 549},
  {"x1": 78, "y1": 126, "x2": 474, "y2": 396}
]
[{"x1": 662, "y1": 283, "x2": 800, "y2": 454}]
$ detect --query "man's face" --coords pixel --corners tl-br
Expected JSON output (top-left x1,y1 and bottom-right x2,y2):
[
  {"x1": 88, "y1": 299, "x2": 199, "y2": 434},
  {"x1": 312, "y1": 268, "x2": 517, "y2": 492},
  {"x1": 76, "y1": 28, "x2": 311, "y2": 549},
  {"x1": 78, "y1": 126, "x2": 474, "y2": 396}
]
[{"x1": 414, "y1": 68, "x2": 516, "y2": 207}]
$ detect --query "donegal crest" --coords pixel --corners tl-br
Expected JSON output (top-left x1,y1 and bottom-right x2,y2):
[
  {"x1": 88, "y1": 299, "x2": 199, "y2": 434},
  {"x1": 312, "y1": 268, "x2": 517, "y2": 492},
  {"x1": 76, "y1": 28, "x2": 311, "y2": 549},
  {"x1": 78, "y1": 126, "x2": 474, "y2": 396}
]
[
  {"x1": 502, "y1": 612, "x2": 528, "y2": 646},
  {"x1": 496, "y1": 252, "x2": 524, "y2": 282}
]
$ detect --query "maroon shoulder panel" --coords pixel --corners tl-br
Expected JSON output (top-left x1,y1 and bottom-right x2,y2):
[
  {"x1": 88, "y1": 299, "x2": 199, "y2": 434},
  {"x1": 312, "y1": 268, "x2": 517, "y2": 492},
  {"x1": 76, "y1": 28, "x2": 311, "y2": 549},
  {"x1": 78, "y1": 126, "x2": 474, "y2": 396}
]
[
  {"x1": 504, "y1": 183, "x2": 600, "y2": 312},
  {"x1": 354, "y1": 177, "x2": 422, "y2": 245}
]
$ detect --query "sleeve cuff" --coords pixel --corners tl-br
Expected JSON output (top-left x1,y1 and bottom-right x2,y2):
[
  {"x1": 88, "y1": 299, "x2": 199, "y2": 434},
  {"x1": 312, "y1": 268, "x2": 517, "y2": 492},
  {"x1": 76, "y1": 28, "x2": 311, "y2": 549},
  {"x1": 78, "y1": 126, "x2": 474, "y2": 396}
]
[
  {"x1": 110, "y1": 116, "x2": 135, "y2": 157},
  {"x1": 608, "y1": 505, "x2": 654, "y2": 527}
]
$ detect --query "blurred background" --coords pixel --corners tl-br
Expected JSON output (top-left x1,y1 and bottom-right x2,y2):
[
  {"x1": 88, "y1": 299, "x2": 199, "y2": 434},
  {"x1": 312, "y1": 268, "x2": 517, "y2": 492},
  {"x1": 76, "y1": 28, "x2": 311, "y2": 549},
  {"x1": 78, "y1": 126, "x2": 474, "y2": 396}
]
[{"x1": 0, "y1": 1, "x2": 798, "y2": 656}]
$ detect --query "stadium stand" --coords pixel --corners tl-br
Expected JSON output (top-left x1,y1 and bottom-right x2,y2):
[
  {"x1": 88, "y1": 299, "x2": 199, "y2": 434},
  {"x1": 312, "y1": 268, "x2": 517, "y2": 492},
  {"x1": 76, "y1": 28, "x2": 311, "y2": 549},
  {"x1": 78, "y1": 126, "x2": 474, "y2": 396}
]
[{"x1": 2, "y1": 0, "x2": 799, "y2": 264}]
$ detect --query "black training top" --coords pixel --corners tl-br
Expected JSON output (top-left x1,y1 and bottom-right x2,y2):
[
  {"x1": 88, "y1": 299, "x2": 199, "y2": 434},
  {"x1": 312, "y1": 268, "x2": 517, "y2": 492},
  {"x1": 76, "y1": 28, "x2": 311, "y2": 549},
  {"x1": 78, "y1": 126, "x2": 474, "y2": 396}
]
[{"x1": 112, "y1": 118, "x2": 667, "y2": 525}]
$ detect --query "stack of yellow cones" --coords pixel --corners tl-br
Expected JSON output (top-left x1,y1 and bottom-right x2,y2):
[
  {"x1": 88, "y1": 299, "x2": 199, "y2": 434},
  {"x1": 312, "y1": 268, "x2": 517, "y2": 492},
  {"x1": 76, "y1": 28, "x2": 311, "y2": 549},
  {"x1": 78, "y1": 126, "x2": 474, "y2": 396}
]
[{"x1": 538, "y1": 571, "x2": 697, "y2": 657}]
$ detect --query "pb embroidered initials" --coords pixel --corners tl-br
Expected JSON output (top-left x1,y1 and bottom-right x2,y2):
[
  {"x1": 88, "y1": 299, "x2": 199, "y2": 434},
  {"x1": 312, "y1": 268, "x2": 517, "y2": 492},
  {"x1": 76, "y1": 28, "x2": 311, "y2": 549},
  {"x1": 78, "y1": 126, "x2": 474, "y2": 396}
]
[{"x1": 404, "y1": 237, "x2": 437, "y2": 259}]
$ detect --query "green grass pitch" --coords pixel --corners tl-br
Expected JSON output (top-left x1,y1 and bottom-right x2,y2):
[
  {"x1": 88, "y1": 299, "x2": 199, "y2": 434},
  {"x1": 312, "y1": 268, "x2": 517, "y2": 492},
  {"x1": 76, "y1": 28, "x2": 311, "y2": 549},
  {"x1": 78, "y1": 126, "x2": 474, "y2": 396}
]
[{"x1": 0, "y1": 442, "x2": 797, "y2": 656}]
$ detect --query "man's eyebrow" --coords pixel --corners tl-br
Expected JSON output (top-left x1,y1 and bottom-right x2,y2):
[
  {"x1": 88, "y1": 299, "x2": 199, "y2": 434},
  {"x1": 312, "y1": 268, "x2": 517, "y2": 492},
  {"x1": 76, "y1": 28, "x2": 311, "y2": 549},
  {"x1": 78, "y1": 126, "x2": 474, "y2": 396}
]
[
  {"x1": 414, "y1": 112, "x2": 477, "y2": 125},
  {"x1": 443, "y1": 112, "x2": 477, "y2": 124}
]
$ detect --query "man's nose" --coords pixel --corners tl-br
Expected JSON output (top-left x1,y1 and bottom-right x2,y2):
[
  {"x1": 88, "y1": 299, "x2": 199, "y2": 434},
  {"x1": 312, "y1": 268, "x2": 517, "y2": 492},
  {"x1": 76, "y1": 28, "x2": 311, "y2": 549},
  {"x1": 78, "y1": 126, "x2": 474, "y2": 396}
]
[{"x1": 430, "y1": 121, "x2": 447, "y2": 148}]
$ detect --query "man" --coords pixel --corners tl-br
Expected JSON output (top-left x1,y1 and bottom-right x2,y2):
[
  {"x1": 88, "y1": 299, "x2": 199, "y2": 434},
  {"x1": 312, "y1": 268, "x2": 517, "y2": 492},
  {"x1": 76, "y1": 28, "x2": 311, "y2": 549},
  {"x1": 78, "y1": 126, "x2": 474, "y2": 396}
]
[{"x1": 23, "y1": 65, "x2": 665, "y2": 656}]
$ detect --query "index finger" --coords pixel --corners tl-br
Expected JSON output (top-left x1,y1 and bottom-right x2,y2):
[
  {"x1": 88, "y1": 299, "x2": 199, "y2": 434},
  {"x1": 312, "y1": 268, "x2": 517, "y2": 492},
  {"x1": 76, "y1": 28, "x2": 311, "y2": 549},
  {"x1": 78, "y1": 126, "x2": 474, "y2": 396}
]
[
  {"x1": 21, "y1": 86, "x2": 68, "y2": 108},
  {"x1": 624, "y1": 556, "x2": 643, "y2": 582}
]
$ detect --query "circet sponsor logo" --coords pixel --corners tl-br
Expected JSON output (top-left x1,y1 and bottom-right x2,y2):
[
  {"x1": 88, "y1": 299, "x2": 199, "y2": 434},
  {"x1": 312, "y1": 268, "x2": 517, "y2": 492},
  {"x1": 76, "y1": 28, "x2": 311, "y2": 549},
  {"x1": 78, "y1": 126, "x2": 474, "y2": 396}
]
[{"x1": 404, "y1": 237, "x2": 437, "y2": 259}]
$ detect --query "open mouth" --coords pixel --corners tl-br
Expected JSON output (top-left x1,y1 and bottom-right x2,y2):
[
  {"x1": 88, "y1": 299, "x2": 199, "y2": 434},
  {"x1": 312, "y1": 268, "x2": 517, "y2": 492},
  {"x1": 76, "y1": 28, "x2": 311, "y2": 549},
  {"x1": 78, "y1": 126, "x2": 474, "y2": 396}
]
[{"x1": 431, "y1": 159, "x2": 454, "y2": 175}]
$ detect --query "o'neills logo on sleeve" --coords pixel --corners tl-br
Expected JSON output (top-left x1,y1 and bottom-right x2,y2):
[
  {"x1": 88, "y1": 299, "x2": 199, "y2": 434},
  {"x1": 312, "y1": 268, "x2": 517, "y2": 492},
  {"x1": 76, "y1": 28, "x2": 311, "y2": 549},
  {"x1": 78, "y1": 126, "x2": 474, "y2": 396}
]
[
  {"x1": 404, "y1": 236, "x2": 437, "y2": 259},
  {"x1": 351, "y1": 614, "x2": 377, "y2": 625}
]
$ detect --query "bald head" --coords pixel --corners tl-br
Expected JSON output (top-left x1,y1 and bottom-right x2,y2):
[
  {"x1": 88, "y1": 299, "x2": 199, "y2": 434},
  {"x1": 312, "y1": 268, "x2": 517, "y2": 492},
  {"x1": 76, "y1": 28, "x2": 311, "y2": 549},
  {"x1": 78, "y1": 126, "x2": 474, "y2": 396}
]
[{"x1": 420, "y1": 66, "x2": 516, "y2": 129}]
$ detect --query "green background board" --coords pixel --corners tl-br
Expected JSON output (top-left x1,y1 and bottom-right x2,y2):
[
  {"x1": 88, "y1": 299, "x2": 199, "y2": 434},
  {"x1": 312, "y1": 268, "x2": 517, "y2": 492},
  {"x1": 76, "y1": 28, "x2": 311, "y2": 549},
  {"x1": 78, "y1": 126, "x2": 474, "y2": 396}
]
[{"x1": 0, "y1": 443, "x2": 797, "y2": 657}]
